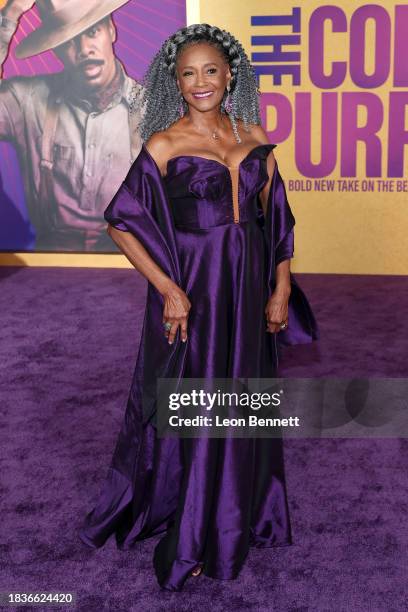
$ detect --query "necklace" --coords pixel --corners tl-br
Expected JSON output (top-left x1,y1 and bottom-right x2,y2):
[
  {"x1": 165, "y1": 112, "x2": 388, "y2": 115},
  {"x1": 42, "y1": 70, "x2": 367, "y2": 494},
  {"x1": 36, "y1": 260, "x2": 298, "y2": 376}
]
[
  {"x1": 191, "y1": 115, "x2": 224, "y2": 142},
  {"x1": 212, "y1": 127, "x2": 221, "y2": 140},
  {"x1": 211, "y1": 115, "x2": 223, "y2": 140}
]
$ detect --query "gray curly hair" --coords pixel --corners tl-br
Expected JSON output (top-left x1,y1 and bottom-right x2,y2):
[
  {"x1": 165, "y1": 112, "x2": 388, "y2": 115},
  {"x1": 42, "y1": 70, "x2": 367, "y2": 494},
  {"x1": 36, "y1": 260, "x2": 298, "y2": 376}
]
[{"x1": 136, "y1": 23, "x2": 261, "y2": 144}]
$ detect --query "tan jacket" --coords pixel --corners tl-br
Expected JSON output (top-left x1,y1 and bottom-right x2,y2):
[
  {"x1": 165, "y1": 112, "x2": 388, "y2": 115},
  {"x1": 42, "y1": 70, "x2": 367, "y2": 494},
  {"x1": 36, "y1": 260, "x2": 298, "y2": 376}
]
[{"x1": 0, "y1": 18, "x2": 144, "y2": 250}]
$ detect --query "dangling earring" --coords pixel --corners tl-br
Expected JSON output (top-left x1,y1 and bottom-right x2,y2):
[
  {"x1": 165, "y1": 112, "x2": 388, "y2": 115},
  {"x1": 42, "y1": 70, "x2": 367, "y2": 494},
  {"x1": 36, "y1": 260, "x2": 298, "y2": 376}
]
[
  {"x1": 224, "y1": 84, "x2": 233, "y2": 114},
  {"x1": 178, "y1": 91, "x2": 185, "y2": 118}
]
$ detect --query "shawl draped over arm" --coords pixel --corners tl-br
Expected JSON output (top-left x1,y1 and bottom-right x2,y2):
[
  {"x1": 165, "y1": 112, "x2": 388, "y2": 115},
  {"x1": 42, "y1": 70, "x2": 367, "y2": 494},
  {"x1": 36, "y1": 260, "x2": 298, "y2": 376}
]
[
  {"x1": 104, "y1": 144, "x2": 318, "y2": 425},
  {"x1": 261, "y1": 155, "x2": 319, "y2": 347}
]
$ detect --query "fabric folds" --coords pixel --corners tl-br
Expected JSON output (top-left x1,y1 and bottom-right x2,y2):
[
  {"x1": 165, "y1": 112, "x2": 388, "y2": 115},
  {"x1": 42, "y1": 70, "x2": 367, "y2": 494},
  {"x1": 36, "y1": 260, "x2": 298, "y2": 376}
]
[{"x1": 79, "y1": 143, "x2": 318, "y2": 591}]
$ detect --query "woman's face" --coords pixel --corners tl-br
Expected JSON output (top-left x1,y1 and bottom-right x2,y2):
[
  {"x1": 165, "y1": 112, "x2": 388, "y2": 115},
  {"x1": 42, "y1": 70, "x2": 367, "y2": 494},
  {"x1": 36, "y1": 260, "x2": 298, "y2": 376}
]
[{"x1": 176, "y1": 42, "x2": 231, "y2": 113}]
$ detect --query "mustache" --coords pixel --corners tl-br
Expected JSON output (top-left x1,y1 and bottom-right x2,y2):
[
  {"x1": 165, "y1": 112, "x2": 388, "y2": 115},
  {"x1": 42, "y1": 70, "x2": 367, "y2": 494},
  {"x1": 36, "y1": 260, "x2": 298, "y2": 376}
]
[{"x1": 77, "y1": 59, "x2": 105, "y2": 69}]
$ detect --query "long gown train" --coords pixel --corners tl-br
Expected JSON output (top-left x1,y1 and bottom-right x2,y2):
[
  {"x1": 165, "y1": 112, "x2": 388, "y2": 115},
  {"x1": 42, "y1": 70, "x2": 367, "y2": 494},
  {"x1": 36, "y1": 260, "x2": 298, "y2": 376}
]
[{"x1": 79, "y1": 143, "x2": 318, "y2": 590}]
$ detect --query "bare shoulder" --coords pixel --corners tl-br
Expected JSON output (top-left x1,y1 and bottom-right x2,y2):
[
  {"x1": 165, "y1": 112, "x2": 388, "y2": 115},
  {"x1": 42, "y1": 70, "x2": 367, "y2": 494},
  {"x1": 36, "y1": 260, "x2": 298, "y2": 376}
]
[
  {"x1": 145, "y1": 132, "x2": 173, "y2": 175},
  {"x1": 239, "y1": 121, "x2": 276, "y2": 153},
  {"x1": 145, "y1": 121, "x2": 186, "y2": 175},
  {"x1": 243, "y1": 123, "x2": 277, "y2": 176},
  {"x1": 145, "y1": 131, "x2": 172, "y2": 157},
  {"x1": 245, "y1": 123, "x2": 273, "y2": 146}
]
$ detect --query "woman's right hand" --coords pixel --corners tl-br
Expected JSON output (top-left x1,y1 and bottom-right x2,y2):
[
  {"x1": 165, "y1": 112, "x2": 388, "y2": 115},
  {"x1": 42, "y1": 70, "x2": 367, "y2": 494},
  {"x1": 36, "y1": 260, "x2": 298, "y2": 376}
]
[
  {"x1": 162, "y1": 283, "x2": 191, "y2": 344},
  {"x1": 105, "y1": 227, "x2": 190, "y2": 344}
]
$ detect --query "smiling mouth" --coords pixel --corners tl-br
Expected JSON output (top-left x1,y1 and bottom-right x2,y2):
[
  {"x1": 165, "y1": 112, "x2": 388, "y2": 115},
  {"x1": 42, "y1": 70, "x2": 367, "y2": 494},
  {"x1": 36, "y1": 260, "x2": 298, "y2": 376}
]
[{"x1": 192, "y1": 91, "x2": 214, "y2": 99}]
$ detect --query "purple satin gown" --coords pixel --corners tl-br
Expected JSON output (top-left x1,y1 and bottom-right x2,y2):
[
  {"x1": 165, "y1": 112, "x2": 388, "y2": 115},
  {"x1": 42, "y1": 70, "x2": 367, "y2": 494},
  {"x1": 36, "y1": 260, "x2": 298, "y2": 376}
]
[{"x1": 79, "y1": 143, "x2": 318, "y2": 591}]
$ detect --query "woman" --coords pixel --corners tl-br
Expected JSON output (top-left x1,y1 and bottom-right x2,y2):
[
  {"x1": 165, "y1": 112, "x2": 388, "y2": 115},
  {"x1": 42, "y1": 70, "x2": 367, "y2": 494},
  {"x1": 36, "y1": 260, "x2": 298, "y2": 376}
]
[{"x1": 79, "y1": 23, "x2": 318, "y2": 591}]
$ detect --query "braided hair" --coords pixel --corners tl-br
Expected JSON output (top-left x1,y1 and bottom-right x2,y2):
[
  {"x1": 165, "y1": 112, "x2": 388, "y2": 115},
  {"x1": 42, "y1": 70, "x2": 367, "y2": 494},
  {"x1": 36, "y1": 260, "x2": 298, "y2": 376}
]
[{"x1": 136, "y1": 23, "x2": 261, "y2": 143}]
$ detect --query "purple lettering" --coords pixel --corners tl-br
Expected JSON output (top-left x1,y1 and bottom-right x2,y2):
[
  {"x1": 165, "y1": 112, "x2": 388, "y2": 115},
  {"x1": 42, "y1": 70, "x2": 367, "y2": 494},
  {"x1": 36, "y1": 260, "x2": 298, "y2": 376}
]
[
  {"x1": 295, "y1": 93, "x2": 337, "y2": 177},
  {"x1": 350, "y1": 5, "x2": 391, "y2": 87},
  {"x1": 388, "y1": 92, "x2": 408, "y2": 177},
  {"x1": 309, "y1": 6, "x2": 347, "y2": 88},
  {"x1": 341, "y1": 93, "x2": 383, "y2": 177}
]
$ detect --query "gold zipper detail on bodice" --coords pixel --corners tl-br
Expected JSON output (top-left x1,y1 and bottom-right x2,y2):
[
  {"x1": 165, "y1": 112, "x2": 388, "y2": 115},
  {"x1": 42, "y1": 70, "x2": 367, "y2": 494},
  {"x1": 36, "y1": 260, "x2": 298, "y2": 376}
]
[{"x1": 228, "y1": 167, "x2": 240, "y2": 223}]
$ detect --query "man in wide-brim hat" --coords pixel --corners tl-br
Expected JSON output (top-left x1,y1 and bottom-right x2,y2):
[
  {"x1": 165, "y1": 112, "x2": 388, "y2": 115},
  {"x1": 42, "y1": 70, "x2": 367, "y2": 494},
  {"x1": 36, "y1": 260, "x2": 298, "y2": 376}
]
[{"x1": 0, "y1": 0, "x2": 144, "y2": 252}]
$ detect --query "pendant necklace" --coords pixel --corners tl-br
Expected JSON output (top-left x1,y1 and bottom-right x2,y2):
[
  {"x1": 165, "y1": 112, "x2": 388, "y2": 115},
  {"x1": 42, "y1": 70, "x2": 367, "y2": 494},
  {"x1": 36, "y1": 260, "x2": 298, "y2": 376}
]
[
  {"x1": 211, "y1": 115, "x2": 224, "y2": 141},
  {"x1": 191, "y1": 114, "x2": 224, "y2": 142}
]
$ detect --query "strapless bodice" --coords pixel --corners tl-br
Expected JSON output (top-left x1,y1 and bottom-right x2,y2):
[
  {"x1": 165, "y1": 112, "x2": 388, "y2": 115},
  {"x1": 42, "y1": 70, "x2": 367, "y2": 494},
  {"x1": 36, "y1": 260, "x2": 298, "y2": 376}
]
[{"x1": 163, "y1": 144, "x2": 277, "y2": 230}]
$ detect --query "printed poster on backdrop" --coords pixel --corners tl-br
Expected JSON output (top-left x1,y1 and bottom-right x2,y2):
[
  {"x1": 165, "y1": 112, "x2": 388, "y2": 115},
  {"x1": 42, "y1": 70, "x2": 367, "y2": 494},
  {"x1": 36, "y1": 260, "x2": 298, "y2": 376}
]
[
  {"x1": 1, "y1": 1, "x2": 407, "y2": 273},
  {"x1": 189, "y1": 0, "x2": 408, "y2": 274},
  {"x1": 0, "y1": 0, "x2": 185, "y2": 253}
]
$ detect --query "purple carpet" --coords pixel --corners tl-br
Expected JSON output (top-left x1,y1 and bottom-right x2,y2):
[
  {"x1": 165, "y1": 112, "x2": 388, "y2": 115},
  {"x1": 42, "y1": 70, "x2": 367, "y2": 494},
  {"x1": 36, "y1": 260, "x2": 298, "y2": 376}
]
[{"x1": 1, "y1": 267, "x2": 407, "y2": 611}]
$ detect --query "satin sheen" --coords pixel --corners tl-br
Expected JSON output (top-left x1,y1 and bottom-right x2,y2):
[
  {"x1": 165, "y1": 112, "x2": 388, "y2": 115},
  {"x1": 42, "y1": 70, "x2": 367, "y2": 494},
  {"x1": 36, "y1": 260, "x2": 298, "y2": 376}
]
[{"x1": 79, "y1": 144, "x2": 318, "y2": 591}]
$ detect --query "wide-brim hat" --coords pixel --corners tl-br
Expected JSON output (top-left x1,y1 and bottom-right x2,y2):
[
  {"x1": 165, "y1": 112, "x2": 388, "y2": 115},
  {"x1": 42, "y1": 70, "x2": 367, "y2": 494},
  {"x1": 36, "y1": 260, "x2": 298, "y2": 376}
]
[{"x1": 15, "y1": 0, "x2": 130, "y2": 59}]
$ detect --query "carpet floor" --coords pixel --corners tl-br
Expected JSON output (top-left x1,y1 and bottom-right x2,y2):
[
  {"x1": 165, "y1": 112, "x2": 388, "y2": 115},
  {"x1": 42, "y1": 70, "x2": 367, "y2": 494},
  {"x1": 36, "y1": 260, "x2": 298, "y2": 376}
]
[{"x1": 0, "y1": 268, "x2": 407, "y2": 611}]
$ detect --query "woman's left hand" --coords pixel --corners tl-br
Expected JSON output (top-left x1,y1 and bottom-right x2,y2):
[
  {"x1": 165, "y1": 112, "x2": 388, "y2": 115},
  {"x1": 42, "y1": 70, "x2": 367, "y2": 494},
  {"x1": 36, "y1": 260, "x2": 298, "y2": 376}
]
[{"x1": 265, "y1": 286, "x2": 291, "y2": 333}]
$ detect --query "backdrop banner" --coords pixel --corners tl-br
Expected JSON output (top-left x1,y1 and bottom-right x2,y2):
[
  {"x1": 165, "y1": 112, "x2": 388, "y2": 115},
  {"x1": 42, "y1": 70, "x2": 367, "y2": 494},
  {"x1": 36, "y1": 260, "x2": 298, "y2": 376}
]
[
  {"x1": 0, "y1": 0, "x2": 185, "y2": 254},
  {"x1": 188, "y1": 0, "x2": 408, "y2": 275},
  {"x1": 1, "y1": 1, "x2": 407, "y2": 274}
]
